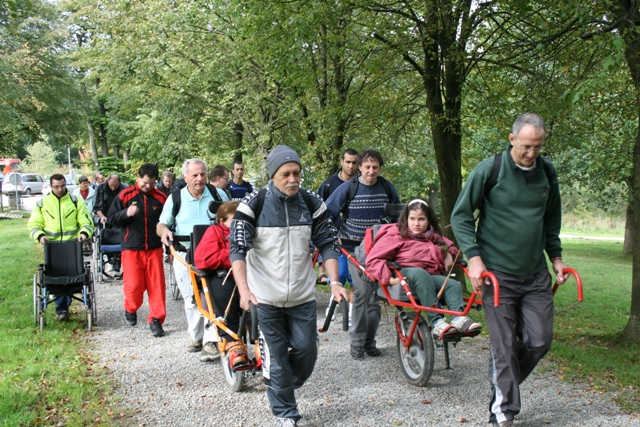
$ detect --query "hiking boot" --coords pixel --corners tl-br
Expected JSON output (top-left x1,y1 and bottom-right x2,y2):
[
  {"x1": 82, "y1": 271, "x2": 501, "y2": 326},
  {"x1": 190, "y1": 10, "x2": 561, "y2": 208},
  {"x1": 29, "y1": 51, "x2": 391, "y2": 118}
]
[
  {"x1": 57, "y1": 312, "x2": 69, "y2": 322},
  {"x1": 365, "y1": 347, "x2": 382, "y2": 357},
  {"x1": 199, "y1": 341, "x2": 221, "y2": 362},
  {"x1": 451, "y1": 315, "x2": 482, "y2": 335},
  {"x1": 431, "y1": 319, "x2": 458, "y2": 340},
  {"x1": 277, "y1": 418, "x2": 297, "y2": 427},
  {"x1": 149, "y1": 318, "x2": 165, "y2": 337},
  {"x1": 226, "y1": 340, "x2": 250, "y2": 370},
  {"x1": 350, "y1": 346, "x2": 364, "y2": 360},
  {"x1": 187, "y1": 339, "x2": 203, "y2": 352},
  {"x1": 124, "y1": 310, "x2": 137, "y2": 326}
]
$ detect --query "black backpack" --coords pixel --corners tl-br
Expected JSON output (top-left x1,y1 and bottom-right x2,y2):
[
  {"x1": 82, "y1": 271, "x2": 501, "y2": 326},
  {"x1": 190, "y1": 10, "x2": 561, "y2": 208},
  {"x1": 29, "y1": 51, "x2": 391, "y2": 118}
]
[
  {"x1": 252, "y1": 187, "x2": 315, "y2": 221},
  {"x1": 482, "y1": 152, "x2": 554, "y2": 206},
  {"x1": 171, "y1": 183, "x2": 222, "y2": 220}
]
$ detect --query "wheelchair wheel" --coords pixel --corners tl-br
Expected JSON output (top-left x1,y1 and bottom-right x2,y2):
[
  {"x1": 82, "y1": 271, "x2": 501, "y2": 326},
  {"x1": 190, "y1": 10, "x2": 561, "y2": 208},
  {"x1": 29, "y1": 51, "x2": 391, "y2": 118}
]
[
  {"x1": 168, "y1": 263, "x2": 180, "y2": 300},
  {"x1": 221, "y1": 350, "x2": 246, "y2": 392},
  {"x1": 396, "y1": 312, "x2": 434, "y2": 387},
  {"x1": 33, "y1": 274, "x2": 40, "y2": 326},
  {"x1": 91, "y1": 270, "x2": 98, "y2": 324},
  {"x1": 86, "y1": 308, "x2": 93, "y2": 331}
]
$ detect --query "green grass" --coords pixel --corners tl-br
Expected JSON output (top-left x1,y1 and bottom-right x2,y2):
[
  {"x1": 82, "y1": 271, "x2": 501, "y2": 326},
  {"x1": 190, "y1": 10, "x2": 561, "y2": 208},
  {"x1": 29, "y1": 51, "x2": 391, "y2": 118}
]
[
  {"x1": 550, "y1": 239, "x2": 640, "y2": 412},
  {"x1": 0, "y1": 218, "x2": 125, "y2": 426}
]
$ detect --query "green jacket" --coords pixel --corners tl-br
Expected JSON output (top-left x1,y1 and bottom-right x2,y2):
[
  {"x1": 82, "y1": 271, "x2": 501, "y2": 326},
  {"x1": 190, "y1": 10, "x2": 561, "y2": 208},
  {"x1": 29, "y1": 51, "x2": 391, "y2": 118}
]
[
  {"x1": 450, "y1": 146, "x2": 562, "y2": 276},
  {"x1": 28, "y1": 192, "x2": 94, "y2": 243}
]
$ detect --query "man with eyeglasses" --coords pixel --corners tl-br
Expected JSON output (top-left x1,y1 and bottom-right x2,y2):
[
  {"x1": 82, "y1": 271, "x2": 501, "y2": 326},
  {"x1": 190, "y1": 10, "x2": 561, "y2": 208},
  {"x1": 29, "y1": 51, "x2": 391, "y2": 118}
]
[
  {"x1": 451, "y1": 113, "x2": 569, "y2": 427},
  {"x1": 28, "y1": 173, "x2": 94, "y2": 321},
  {"x1": 209, "y1": 165, "x2": 232, "y2": 202}
]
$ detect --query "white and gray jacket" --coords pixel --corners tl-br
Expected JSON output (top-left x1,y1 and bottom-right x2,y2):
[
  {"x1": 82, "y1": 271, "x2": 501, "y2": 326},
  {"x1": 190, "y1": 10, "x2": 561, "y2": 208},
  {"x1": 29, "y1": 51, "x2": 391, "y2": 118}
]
[{"x1": 229, "y1": 181, "x2": 340, "y2": 308}]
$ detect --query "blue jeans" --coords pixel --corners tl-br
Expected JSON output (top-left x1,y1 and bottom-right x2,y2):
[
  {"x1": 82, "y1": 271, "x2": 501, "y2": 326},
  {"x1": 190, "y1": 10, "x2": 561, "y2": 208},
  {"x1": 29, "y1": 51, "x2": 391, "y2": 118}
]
[{"x1": 55, "y1": 295, "x2": 72, "y2": 314}]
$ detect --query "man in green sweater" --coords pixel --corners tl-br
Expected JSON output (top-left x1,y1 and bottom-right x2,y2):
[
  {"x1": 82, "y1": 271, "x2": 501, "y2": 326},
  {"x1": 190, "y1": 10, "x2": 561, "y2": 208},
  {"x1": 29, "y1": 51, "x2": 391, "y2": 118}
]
[{"x1": 451, "y1": 113, "x2": 569, "y2": 427}]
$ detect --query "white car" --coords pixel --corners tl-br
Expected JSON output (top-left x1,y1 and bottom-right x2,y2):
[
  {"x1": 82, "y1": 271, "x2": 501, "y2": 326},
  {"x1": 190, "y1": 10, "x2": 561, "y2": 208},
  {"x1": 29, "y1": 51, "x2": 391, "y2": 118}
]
[
  {"x1": 42, "y1": 175, "x2": 78, "y2": 196},
  {"x1": 1, "y1": 173, "x2": 45, "y2": 196}
]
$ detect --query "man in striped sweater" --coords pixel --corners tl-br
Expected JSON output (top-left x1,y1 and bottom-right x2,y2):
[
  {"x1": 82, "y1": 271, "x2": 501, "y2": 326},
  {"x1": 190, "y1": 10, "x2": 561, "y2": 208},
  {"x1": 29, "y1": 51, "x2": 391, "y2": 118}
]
[{"x1": 325, "y1": 149, "x2": 401, "y2": 360}]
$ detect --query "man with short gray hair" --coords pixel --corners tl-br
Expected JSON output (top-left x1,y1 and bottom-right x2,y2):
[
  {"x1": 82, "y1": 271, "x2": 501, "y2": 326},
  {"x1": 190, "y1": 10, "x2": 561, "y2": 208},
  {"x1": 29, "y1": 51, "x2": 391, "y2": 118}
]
[
  {"x1": 157, "y1": 159, "x2": 221, "y2": 361},
  {"x1": 451, "y1": 113, "x2": 569, "y2": 427}
]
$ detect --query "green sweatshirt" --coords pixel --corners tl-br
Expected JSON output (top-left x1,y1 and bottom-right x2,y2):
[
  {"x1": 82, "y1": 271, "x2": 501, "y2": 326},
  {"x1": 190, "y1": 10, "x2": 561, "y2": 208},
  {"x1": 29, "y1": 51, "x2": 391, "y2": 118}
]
[{"x1": 451, "y1": 146, "x2": 562, "y2": 276}]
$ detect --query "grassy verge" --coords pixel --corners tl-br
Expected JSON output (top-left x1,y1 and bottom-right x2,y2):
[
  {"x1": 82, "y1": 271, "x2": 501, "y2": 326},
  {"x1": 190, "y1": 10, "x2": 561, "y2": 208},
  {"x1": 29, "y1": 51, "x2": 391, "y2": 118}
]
[
  {"x1": 549, "y1": 239, "x2": 639, "y2": 412},
  {"x1": 0, "y1": 218, "x2": 125, "y2": 426}
]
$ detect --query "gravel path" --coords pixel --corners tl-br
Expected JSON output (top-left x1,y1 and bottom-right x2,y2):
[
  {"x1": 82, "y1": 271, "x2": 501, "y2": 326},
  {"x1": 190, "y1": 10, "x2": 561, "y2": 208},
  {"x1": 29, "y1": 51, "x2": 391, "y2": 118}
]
[{"x1": 90, "y1": 267, "x2": 639, "y2": 427}]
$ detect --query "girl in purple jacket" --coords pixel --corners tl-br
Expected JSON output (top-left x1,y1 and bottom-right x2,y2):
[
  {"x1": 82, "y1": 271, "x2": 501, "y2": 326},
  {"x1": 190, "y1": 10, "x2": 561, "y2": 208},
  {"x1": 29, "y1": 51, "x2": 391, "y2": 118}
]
[{"x1": 366, "y1": 199, "x2": 482, "y2": 340}]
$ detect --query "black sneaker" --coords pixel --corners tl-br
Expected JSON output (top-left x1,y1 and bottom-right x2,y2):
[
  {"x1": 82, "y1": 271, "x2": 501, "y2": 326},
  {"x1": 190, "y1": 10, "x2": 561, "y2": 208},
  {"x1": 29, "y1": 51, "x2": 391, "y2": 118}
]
[
  {"x1": 57, "y1": 312, "x2": 70, "y2": 322},
  {"x1": 365, "y1": 347, "x2": 382, "y2": 357},
  {"x1": 350, "y1": 346, "x2": 364, "y2": 360},
  {"x1": 124, "y1": 310, "x2": 137, "y2": 326},
  {"x1": 150, "y1": 318, "x2": 165, "y2": 337}
]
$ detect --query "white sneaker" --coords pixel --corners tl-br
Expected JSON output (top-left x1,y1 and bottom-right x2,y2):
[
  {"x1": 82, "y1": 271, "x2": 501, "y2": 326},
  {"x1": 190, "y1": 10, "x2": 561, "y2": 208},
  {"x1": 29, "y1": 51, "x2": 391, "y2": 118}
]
[
  {"x1": 431, "y1": 319, "x2": 458, "y2": 340},
  {"x1": 451, "y1": 316, "x2": 482, "y2": 334},
  {"x1": 277, "y1": 418, "x2": 297, "y2": 427}
]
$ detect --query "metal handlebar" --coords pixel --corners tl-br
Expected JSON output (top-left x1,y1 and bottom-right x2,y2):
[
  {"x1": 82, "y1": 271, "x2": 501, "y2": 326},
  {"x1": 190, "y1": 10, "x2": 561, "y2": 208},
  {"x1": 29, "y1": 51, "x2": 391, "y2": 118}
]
[{"x1": 552, "y1": 267, "x2": 583, "y2": 302}]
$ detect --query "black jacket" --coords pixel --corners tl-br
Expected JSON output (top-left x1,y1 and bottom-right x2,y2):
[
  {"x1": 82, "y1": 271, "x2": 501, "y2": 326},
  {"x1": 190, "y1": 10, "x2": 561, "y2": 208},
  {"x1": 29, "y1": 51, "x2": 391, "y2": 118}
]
[{"x1": 108, "y1": 184, "x2": 167, "y2": 250}]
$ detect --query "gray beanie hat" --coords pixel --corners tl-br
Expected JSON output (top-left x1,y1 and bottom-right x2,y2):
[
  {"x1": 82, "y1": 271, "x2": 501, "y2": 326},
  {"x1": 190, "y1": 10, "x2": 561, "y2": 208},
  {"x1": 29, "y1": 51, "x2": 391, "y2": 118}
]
[{"x1": 267, "y1": 145, "x2": 301, "y2": 178}]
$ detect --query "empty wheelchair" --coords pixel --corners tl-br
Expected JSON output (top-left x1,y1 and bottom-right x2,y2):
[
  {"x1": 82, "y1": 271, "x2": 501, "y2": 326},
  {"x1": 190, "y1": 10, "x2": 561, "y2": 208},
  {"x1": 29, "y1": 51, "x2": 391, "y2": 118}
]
[{"x1": 33, "y1": 241, "x2": 97, "y2": 331}]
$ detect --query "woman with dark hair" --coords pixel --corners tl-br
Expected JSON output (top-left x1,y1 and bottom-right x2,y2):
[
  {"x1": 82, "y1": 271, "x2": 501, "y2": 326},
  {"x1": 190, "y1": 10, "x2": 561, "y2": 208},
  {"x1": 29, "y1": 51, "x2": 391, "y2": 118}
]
[
  {"x1": 366, "y1": 198, "x2": 481, "y2": 340},
  {"x1": 194, "y1": 201, "x2": 248, "y2": 369}
]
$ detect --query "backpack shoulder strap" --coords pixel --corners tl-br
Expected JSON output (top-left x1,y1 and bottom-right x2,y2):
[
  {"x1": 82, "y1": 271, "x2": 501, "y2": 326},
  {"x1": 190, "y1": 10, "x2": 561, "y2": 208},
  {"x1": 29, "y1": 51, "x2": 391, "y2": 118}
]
[
  {"x1": 377, "y1": 176, "x2": 394, "y2": 202},
  {"x1": 340, "y1": 176, "x2": 359, "y2": 216},
  {"x1": 171, "y1": 189, "x2": 181, "y2": 219},
  {"x1": 252, "y1": 188, "x2": 268, "y2": 222},
  {"x1": 206, "y1": 183, "x2": 223, "y2": 202},
  {"x1": 299, "y1": 189, "x2": 315, "y2": 215},
  {"x1": 483, "y1": 152, "x2": 502, "y2": 201},
  {"x1": 69, "y1": 194, "x2": 78, "y2": 208}
]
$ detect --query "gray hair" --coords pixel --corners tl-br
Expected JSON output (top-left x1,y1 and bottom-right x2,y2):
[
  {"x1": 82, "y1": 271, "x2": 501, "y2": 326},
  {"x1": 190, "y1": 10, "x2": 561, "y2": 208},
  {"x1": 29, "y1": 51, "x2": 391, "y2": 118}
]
[
  {"x1": 181, "y1": 158, "x2": 207, "y2": 177},
  {"x1": 512, "y1": 113, "x2": 546, "y2": 136}
]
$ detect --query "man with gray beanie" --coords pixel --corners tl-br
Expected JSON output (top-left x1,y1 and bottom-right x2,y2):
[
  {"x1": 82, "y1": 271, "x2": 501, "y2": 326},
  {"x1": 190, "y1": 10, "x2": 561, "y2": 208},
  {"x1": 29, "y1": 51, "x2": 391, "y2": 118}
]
[{"x1": 229, "y1": 145, "x2": 347, "y2": 427}]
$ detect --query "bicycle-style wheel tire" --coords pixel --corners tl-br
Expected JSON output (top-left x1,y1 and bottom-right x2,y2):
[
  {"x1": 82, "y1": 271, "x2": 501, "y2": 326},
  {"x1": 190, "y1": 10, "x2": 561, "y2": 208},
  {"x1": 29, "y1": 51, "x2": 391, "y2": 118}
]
[
  {"x1": 396, "y1": 312, "x2": 434, "y2": 387},
  {"x1": 169, "y1": 263, "x2": 180, "y2": 300},
  {"x1": 221, "y1": 352, "x2": 245, "y2": 392}
]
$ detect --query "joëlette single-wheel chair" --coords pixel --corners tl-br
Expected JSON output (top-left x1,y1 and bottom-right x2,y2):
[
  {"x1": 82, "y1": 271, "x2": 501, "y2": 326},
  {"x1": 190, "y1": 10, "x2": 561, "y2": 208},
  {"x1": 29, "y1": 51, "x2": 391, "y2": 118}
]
[
  {"x1": 34, "y1": 240, "x2": 97, "y2": 331},
  {"x1": 322, "y1": 203, "x2": 583, "y2": 387},
  {"x1": 169, "y1": 201, "x2": 261, "y2": 392}
]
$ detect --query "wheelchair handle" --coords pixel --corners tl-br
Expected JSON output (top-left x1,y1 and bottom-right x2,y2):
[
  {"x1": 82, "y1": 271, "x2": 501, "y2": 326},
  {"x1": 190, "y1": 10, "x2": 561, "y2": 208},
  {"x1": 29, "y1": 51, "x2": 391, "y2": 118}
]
[
  {"x1": 552, "y1": 267, "x2": 583, "y2": 302},
  {"x1": 250, "y1": 302, "x2": 259, "y2": 342},
  {"x1": 319, "y1": 298, "x2": 338, "y2": 333}
]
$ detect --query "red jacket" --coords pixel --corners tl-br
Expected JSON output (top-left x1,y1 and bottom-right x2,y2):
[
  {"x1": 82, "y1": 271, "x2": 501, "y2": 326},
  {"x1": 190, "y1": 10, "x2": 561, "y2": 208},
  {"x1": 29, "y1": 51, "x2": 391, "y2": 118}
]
[
  {"x1": 365, "y1": 223, "x2": 458, "y2": 285},
  {"x1": 194, "y1": 224, "x2": 232, "y2": 271}
]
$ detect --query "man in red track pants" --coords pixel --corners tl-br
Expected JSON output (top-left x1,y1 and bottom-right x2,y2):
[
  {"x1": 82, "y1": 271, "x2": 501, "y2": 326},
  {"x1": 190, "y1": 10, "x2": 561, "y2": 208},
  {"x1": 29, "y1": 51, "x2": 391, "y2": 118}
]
[{"x1": 108, "y1": 163, "x2": 168, "y2": 337}]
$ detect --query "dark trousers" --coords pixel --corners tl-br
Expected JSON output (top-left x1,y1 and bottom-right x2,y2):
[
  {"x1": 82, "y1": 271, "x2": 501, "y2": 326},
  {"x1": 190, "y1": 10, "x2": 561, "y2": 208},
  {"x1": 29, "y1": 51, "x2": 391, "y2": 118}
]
[
  {"x1": 483, "y1": 268, "x2": 554, "y2": 424},
  {"x1": 257, "y1": 300, "x2": 318, "y2": 421}
]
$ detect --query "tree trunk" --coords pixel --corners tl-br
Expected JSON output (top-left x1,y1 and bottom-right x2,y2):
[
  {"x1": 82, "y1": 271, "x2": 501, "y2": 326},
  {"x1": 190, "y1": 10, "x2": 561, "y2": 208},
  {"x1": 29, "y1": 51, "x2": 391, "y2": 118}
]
[
  {"x1": 624, "y1": 190, "x2": 633, "y2": 255},
  {"x1": 613, "y1": 0, "x2": 640, "y2": 340}
]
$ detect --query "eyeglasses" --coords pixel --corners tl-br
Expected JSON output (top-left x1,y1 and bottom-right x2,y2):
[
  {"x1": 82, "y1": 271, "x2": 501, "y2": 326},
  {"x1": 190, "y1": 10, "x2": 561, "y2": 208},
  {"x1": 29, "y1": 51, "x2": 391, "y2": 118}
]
[
  {"x1": 51, "y1": 185, "x2": 67, "y2": 190},
  {"x1": 521, "y1": 145, "x2": 543, "y2": 154}
]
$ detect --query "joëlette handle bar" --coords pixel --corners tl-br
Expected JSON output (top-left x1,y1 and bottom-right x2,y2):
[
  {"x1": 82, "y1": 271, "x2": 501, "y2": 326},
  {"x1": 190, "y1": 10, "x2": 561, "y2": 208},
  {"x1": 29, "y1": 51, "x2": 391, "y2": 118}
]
[
  {"x1": 552, "y1": 267, "x2": 583, "y2": 302},
  {"x1": 250, "y1": 302, "x2": 258, "y2": 342},
  {"x1": 319, "y1": 298, "x2": 338, "y2": 333}
]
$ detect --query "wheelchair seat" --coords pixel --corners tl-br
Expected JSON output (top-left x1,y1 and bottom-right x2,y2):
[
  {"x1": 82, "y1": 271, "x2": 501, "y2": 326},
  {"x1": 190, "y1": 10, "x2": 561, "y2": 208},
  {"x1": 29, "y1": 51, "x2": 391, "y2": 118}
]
[{"x1": 43, "y1": 241, "x2": 86, "y2": 287}]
